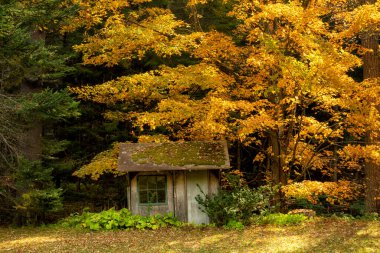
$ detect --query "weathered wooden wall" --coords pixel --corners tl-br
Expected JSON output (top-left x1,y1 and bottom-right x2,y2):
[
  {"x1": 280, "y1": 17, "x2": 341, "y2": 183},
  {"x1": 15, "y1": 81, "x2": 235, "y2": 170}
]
[
  {"x1": 186, "y1": 170, "x2": 220, "y2": 224},
  {"x1": 174, "y1": 171, "x2": 187, "y2": 221},
  {"x1": 128, "y1": 170, "x2": 220, "y2": 224},
  {"x1": 129, "y1": 172, "x2": 174, "y2": 216}
]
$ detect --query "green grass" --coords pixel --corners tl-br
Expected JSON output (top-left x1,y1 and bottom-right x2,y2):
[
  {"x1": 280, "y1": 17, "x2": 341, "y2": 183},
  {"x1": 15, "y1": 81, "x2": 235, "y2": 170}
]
[{"x1": 0, "y1": 218, "x2": 378, "y2": 252}]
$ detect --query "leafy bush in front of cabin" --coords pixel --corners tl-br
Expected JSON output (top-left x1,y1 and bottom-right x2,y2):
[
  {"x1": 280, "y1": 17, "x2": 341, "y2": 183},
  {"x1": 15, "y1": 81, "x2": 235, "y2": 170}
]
[
  {"x1": 252, "y1": 213, "x2": 308, "y2": 226},
  {"x1": 195, "y1": 184, "x2": 277, "y2": 226},
  {"x1": 223, "y1": 219, "x2": 245, "y2": 230},
  {"x1": 59, "y1": 208, "x2": 182, "y2": 230}
]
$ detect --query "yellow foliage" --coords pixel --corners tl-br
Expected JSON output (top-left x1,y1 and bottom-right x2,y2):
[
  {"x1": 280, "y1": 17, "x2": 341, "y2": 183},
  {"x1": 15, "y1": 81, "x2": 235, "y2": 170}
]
[
  {"x1": 61, "y1": 0, "x2": 152, "y2": 32},
  {"x1": 72, "y1": 11, "x2": 195, "y2": 66},
  {"x1": 137, "y1": 135, "x2": 170, "y2": 143},
  {"x1": 338, "y1": 144, "x2": 380, "y2": 171},
  {"x1": 73, "y1": 143, "x2": 125, "y2": 180},
  {"x1": 67, "y1": 0, "x2": 380, "y2": 184},
  {"x1": 282, "y1": 180, "x2": 362, "y2": 206},
  {"x1": 187, "y1": 0, "x2": 208, "y2": 7}
]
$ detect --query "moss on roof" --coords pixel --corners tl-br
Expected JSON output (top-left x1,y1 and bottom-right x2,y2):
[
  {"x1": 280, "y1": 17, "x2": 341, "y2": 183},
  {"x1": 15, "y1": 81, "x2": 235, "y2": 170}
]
[{"x1": 131, "y1": 141, "x2": 226, "y2": 167}]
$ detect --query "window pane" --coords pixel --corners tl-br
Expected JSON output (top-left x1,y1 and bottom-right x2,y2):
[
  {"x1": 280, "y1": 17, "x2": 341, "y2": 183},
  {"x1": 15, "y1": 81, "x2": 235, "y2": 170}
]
[
  {"x1": 139, "y1": 176, "x2": 147, "y2": 190},
  {"x1": 148, "y1": 191, "x2": 158, "y2": 203},
  {"x1": 156, "y1": 176, "x2": 166, "y2": 189},
  {"x1": 157, "y1": 190, "x2": 166, "y2": 203},
  {"x1": 147, "y1": 176, "x2": 157, "y2": 189},
  {"x1": 139, "y1": 190, "x2": 148, "y2": 203},
  {"x1": 138, "y1": 175, "x2": 166, "y2": 204}
]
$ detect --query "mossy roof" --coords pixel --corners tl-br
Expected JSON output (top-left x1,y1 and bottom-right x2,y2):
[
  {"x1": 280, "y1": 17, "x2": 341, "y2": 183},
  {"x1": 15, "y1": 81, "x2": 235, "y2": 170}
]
[{"x1": 118, "y1": 141, "x2": 230, "y2": 172}]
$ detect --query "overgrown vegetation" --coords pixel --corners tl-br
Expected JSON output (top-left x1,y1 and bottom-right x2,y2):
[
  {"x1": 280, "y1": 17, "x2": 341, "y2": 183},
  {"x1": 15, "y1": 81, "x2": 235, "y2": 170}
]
[
  {"x1": 59, "y1": 208, "x2": 182, "y2": 230},
  {"x1": 196, "y1": 173, "x2": 277, "y2": 226}
]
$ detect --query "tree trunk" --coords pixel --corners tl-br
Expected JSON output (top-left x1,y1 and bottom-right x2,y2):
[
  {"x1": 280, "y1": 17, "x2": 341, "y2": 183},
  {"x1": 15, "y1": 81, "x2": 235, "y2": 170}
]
[
  {"x1": 236, "y1": 140, "x2": 241, "y2": 171},
  {"x1": 19, "y1": 30, "x2": 46, "y2": 161},
  {"x1": 20, "y1": 85, "x2": 43, "y2": 161},
  {"x1": 269, "y1": 131, "x2": 288, "y2": 210},
  {"x1": 362, "y1": 33, "x2": 380, "y2": 79},
  {"x1": 361, "y1": 0, "x2": 380, "y2": 213},
  {"x1": 364, "y1": 154, "x2": 380, "y2": 213}
]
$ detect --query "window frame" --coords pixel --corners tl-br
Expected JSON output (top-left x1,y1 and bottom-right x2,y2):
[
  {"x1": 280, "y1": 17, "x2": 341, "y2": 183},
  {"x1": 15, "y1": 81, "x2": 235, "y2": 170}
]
[{"x1": 137, "y1": 174, "x2": 167, "y2": 205}]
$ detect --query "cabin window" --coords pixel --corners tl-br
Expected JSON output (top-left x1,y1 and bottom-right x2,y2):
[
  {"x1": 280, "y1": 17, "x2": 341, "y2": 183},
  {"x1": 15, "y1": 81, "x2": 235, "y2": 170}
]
[{"x1": 138, "y1": 175, "x2": 166, "y2": 204}]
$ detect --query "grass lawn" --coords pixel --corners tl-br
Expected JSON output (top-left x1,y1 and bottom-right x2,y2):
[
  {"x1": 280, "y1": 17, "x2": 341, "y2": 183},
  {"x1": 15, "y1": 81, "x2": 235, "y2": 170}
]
[{"x1": 0, "y1": 218, "x2": 378, "y2": 253}]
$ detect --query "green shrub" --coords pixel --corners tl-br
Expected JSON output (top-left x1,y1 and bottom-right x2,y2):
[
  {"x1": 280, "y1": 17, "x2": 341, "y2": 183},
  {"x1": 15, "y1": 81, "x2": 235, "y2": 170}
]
[
  {"x1": 360, "y1": 212, "x2": 379, "y2": 221},
  {"x1": 195, "y1": 185, "x2": 277, "y2": 226},
  {"x1": 15, "y1": 188, "x2": 63, "y2": 225},
  {"x1": 330, "y1": 212, "x2": 379, "y2": 221},
  {"x1": 292, "y1": 198, "x2": 327, "y2": 214},
  {"x1": 349, "y1": 199, "x2": 366, "y2": 217},
  {"x1": 253, "y1": 213, "x2": 308, "y2": 226},
  {"x1": 223, "y1": 220, "x2": 245, "y2": 230},
  {"x1": 59, "y1": 208, "x2": 182, "y2": 230}
]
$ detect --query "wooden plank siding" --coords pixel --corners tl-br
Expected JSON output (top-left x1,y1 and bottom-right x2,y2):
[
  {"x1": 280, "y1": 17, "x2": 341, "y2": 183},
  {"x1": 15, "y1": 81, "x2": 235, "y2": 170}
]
[{"x1": 127, "y1": 170, "x2": 220, "y2": 224}]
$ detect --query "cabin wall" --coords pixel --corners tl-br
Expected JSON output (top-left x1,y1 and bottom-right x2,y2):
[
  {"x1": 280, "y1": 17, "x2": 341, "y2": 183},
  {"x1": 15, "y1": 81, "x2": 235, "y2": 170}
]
[
  {"x1": 208, "y1": 170, "x2": 219, "y2": 196},
  {"x1": 129, "y1": 172, "x2": 174, "y2": 216},
  {"x1": 186, "y1": 170, "x2": 209, "y2": 224},
  {"x1": 174, "y1": 171, "x2": 187, "y2": 221},
  {"x1": 128, "y1": 170, "x2": 220, "y2": 224},
  {"x1": 185, "y1": 170, "x2": 220, "y2": 224}
]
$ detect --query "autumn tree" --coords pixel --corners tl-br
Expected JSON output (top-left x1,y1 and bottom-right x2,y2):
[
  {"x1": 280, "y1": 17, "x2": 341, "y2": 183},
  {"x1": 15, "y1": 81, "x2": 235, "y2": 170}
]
[
  {"x1": 328, "y1": 0, "x2": 380, "y2": 212},
  {"x1": 68, "y1": 0, "x2": 379, "y2": 210}
]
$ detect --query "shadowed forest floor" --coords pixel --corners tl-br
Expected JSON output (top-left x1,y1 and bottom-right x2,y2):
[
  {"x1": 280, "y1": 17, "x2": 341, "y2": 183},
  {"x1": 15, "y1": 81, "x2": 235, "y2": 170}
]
[{"x1": 0, "y1": 218, "x2": 378, "y2": 253}]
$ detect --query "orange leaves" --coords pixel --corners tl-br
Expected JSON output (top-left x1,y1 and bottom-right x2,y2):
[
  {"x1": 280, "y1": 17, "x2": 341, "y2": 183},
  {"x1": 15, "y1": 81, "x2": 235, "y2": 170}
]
[
  {"x1": 63, "y1": 1, "x2": 201, "y2": 67},
  {"x1": 282, "y1": 180, "x2": 362, "y2": 206},
  {"x1": 193, "y1": 31, "x2": 245, "y2": 67},
  {"x1": 68, "y1": 0, "x2": 380, "y2": 186},
  {"x1": 238, "y1": 113, "x2": 276, "y2": 142},
  {"x1": 73, "y1": 9, "x2": 191, "y2": 66},
  {"x1": 335, "y1": 2, "x2": 380, "y2": 40},
  {"x1": 61, "y1": 0, "x2": 134, "y2": 32},
  {"x1": 338, "y1": 144, "x2": 380, "y2": 171},
  {"x1": 344, "y1": 80, "x2": 380, "y2": 138},
  {"x1": 251, "y1": 3, "x2": 305, "y2": 25},
  {"x1": 137, "y1": 134, "x2": 170, "y2": 143},
  {"x1": 300, "y1": 116, "x2": 342, "y2": 141},
  {"x1": 134, "y1": 97, "x2": 236, "y2": 140},
  {"x1": 135, "y1": 99, "x2": 196, "y2": 131},
  {"x1": 71, "y1": 62, "x2": 237, "y2": 139},
  {"x1": 73, "y1": 143, "x2": 125, "y2": 180},
  {"x1": 71, "y1": 63, "x2": 232, "y2": 107},
  {"x1": 232, "y1": 0, "x2": 328, "y2": 53},
  {"x1": 187, "y1": 0, "x2": 208, "y2": 7}
]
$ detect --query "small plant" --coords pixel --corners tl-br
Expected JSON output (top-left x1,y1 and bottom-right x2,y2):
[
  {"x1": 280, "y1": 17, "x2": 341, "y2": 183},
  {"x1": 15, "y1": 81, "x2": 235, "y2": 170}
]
[
  {"x1": 253, "y1": 213, "x2": 308, "y2": 226},
  {"x1": 223, "y1": 220, "x2": 245, "y2": 230},
  {"x1": 59, "y1": 208, "x2": 182, "y2": 231}
]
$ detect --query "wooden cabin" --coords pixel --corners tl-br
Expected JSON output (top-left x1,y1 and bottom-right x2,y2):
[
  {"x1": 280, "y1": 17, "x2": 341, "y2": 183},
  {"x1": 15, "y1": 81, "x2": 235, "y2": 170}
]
[{"x1": 117, "y1": 141, "x2": 230, "y2": 224}]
